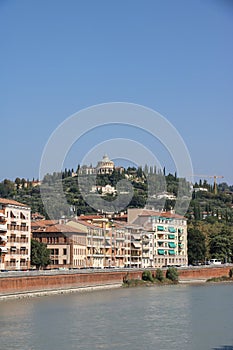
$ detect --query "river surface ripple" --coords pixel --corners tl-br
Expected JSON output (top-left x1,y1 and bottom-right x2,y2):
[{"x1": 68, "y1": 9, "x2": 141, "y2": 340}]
[{"x1": 0, "y1": 283, "x2": 233, "y2": 350}]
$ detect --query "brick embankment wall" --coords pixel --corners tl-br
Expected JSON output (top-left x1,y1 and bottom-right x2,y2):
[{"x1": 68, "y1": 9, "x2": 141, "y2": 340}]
[
  {"x1": 0, "y1": 266, "x2": 232, "y2": 295},
  {"x1": 0, "y1": 270, "x2": 142, "y2": 294},
  {"x1": 178, "y1": 266, "x2": 231, "y2": 280}
]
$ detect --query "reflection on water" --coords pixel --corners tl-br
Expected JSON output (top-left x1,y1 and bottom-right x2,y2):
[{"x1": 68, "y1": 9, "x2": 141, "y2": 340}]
[{"x1": 0, "y1": 284, "x2": 232, "y2": 350}]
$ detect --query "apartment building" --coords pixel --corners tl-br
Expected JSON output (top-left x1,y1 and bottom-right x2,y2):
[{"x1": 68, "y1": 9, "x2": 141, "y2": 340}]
[
  {"x1": 128, "y1": 208, "x2": 188, "y2": 268},
  {"x1": 66, "y1": 219, "x2": 111, "y2": 268},
  {"x1": 0, "y1": 198, "x2": 31, "y2": 271},
  {"x1": 32, "y1": 222, "x2": 87, "y2": 269}
]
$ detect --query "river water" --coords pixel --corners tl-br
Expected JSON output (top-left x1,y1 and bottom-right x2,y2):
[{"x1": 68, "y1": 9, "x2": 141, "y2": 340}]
[{"x1": 0, "y1": 283, "x2": 232, "y2": 350}]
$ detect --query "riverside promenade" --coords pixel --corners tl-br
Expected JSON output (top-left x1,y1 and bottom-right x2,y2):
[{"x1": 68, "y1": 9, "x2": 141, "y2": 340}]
[{"x1": 0, "y1": 265, "x2": 232, "y2": 300}]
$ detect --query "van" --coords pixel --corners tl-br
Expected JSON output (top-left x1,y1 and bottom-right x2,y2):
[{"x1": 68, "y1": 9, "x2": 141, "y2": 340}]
[{"x1": 208, "y1": 259, "x2": 222, "y2": 265}]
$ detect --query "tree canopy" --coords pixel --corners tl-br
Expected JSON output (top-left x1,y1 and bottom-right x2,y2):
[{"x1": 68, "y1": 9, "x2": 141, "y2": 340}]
[
  {"x1": 187, "y1": 227, "x2": 206, "y2": 264},
  {"x1": 31, "y1": 239, "x2": 51, "y2": 269}
]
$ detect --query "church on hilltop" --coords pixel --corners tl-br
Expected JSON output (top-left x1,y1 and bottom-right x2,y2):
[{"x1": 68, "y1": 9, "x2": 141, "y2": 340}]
[{"x1": 79, "y1": 154, "x2": 115, "y2": 175}]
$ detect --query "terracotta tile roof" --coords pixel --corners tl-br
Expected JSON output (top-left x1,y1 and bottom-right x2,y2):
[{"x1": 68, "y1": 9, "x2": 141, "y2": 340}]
[
  {"x1": 137, "y1": 209, "x2": 185, "y2": 219},
  {"x1": 69, "y1": 219, "x2": 99, "y2": 228},
  {"x1": 78, "y1": 215, "x2": 105, "y2": 220},
  {"x1": 33, "y1": 223, "x2": 86, "y2": 234},
  {"x1": 31, "y1": 220, "x2": 59, "y2": 228},
  {"x1": 0, "y1": 197, "x2": 28, "y2": 207},
  {"x1": 113, "y1": 214, "x2": 128, "y2": 218}
]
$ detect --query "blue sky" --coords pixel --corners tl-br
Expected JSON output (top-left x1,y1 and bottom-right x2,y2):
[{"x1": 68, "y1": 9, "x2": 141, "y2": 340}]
[{"x1": 1, "y1": 0, "x2": 233, "y2": 185}]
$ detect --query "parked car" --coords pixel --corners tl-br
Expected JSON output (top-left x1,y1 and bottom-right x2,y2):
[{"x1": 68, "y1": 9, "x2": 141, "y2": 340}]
[{"x1": 208, "y1": 259, "x2": 222, "y2": 265}]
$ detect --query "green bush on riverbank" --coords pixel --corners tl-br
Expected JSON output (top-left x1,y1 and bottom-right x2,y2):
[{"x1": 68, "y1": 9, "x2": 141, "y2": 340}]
[
  {"x1": 206, "y1": 275, "x2": 231, "y2": 282},
  {"x1": 123, "y1": 268, "x2": 179, "y2": 287}
]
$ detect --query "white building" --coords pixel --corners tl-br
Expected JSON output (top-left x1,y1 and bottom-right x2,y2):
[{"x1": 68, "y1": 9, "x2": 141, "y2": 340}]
[
  {"x1": 79, "y1": 154, "x2": 115, "y2": 176},
  {"x1": 127, "y1": 208, "x2": 188, "y2": 268},
  {"x1": 0, "y1": 198, "x2": 31, "y2": 270},
  {"x1": 96, "y1": 154, "x2": 114, "y2": 174}
]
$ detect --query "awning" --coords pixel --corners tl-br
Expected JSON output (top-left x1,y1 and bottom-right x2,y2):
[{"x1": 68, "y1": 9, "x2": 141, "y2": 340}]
[
  {"x1": 10, "y1": 210, "x2": 17, "y2": 218},
  {"x1": 168, "y1": 234, "x2": 175, "y2": 239},
  {"x1": 0, "y1": 235, "x2": 7, "y2": 242},
  {"x1": 168, "y1": 227, "x2": 176, "y2": 233},
  {"x1": 168, "y1": 250, "x2": 175, "y2": 255},
  {"x1": 0, "y1": 247, "x2": 8, "y2": 253},
  {"x1": 132, "y1": 242, "x2": 141, "y2": 249},
  {"x1": 131, "y1": 234, "x2": 141, "y2": 240},
  {"x1": 158, "y1": 249, "x2": 165, "y2": 255},
  {"x1": 169, "y1": 242, "x2": 176, "y2": 248},
  {"x1": 157, "y1": 226, "x2": 165, "y2": 231},
  {"x1": 105, "y1": 240, "x2": 111, "y2": 247}
]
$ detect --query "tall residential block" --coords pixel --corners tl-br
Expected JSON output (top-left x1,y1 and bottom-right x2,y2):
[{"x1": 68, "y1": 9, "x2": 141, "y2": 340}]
[{"x1": 0, "y1": 198, "x2": 31, "y2": 270}]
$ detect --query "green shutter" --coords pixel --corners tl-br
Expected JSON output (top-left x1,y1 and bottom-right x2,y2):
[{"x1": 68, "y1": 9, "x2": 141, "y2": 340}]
[
  {"x1": 168, "y1": 234, "x2": 175, "y2": 239},
  {"x1": 168, "y1": 250, "x2": 175, "y2": 255}
]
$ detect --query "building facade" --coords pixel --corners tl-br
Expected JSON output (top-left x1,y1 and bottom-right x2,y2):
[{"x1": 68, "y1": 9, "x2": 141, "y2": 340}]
[
  {"x1": 128, "y1": 209, "x2": 188, "y2": 268},
  {"x1": 0, "y1": 198, "x2": 31, "y2": 271},
  {"x1": 32, "y1": 223, "x2": 87, "y2": 269},
  {"x1": 79, "y1": 154, "x2": 115, "y2": 176}
]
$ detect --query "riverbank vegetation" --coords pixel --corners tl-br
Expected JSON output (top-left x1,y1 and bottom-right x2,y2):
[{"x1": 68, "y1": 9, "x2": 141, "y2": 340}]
[{"x1": 123, "y1": 268, "x2": 179, "y2": 287}]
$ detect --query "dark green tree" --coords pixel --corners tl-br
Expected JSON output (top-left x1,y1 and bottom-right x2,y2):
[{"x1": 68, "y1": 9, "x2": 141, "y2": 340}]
[
  {"x1": 31, "y1": 239, "x2": 51, "y2": 269},
  {"x1": 15, "y1": 177, "x2": 21, "y2": 189},
  {"x1": 166, "y1": 267, "x2": 179, "y2": 282},
  {"x1": 187, "y1": 228, "x2": 206, "y2": 265},
  {"x1": 142, "y1": 270, "x2": 153, "y2": 282},
  {"x1": 155, "y1": 268, "x2": 164, "y2": 282},
  {"x1": 209, "y1": 233, "x2": 232, "y2": 262}
]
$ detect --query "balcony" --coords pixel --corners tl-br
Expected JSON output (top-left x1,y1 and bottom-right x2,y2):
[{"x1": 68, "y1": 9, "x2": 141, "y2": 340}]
[
  {"x1": 92, "y1": 253, "x2": 105, "y2": 257},
  {"x1": 0, "y1": 224, "x2": 7, "y2": 232},
  {"x1": 116, "y1": 236, "x2": 125, "y2": 241},
  {"x1": 0, "y1": 246, "x2": 8, "y2": 253},
  {"x1": 0, "y1": 235, "x2": 7, "y2": 242}
]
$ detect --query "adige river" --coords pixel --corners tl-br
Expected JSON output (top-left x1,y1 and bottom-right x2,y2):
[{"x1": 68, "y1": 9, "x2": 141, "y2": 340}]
[{"x1": 0, "y1": 283, "x2": 232, "y2": 350}]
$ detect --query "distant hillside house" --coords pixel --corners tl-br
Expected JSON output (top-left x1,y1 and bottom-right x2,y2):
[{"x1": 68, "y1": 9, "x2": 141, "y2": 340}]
[
  {"x1": 91, "y1": 184, "x2": 116, "y2": 195},
  {"x1": 193, "y1": 187, "x2": 208, "y2": 193},
  {"x1": 156, "y1": 192, "x2": 176, "y2": 200}
]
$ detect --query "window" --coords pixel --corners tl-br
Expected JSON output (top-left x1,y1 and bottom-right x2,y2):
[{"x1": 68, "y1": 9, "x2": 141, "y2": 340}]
[{"x1": 63, "y1": 248, "x2": 67, "y2": 255}]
